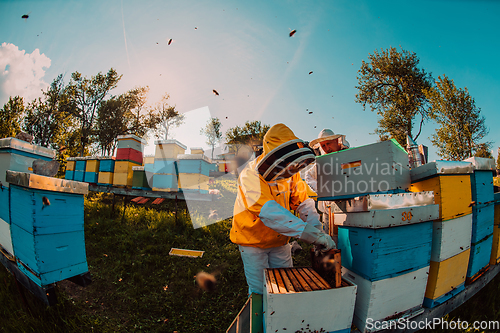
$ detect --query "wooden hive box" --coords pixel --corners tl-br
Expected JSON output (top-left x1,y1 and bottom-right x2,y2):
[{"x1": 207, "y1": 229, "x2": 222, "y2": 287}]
[
  {"x1": 264, "y1": 267, "x2": 356, "y2": 333},
  {"x1": 343, "y1": 266, "x2": 429, "y2": 333},
  {"x1": 115, "y1": 148, "x2": 143, "y2": 164},
  {"x1": 424, "y1": 249, "x2": 470, "y2": 308},
  {"x1": 431, "y1": 214, "x2": 472, "y2": 262},
  {"x1": 132, "y1": 166, "x2": 151, "y2": 190},
  {"x1": 66, "y1": 158, "x2": 76, "y2": 171},
  {"x1": 0, "y1": 137, "x2": 56, "y2": 187},
  {"x1": 177, "y1": 154, "x2": 212, "y2": 175},
  {"x1": 467, "y1": 233, "x2": 493, "y2": 281},
  {"x1": 84, "y1": 157, "x2": 100, "y2": 183},
  {"x1": 153, "y1": 159, "x2": 177, "y2": 174},
  {"x1": 490, "y1": 223, "x2": 500, "y2": 265},
  {"x1": 464, "y1": 156, "x2": 495, "y2": 206},
  {"x1": 73, "y1": 157, "x2": 86, "y2": 182},
  {"x1": 98, "y1": 157, "x2": 115, "y2": 172},
  {"x1": 6, "y1": 171, "x2": 89, "y2": 286},
  {"x1": 178, "y1": 173, "x2": 209, "y2": 193},
  {"x1": 97, "y1": 172, "x2": 114, "y2": 186},
  {"x1": 154, "y1": 140, "x2": 186, "y2": 160},
  {"x1": 152, "y1": 174, "x2": 179, "y2": 191},
  {"x1": 316, "y1": 139, "x2": 411, "y2": 200},
  {"x1": 113, "y1": 160, "x2": 141, "y2": 186},
  {"x1": 338, "y1": 221, "x2": 433, "y2": 281},
  {"x1": 471, "y1": 203, "x2": 494, "y2": 244},
  {"x1": 116, "y1": 134, "x2": 146, "y2": 152}
]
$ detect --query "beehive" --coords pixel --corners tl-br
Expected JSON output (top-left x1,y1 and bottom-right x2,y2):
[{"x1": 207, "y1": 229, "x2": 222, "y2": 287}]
[
  {"x1": 0, "y1": 137, "x2": 56, "y2": 186},
  {"x1": 84, "y1": 157, "x2": 100, "y2": 183},
  {"x1": 316, "y1": 139, "x2": 410, "y2": 200},
  {"x1": 343, "y1": 266, "x2": 429, "y2": 333},
  {"x1": 97, "y1": 172, "x2": 114, "y2": 186},
  {"x1": 423, "y1": 249, "x2": 469, "y2": 308},
  {"x1": 98, "y1": 157, "x2": 115, "y2": 172},
  {"x1": 6, "y1": 171, "x2": 89, "y2": 286},
  {"x1": 471, "y1": 204, "x2": 494, "y2": 244},
  {"x1": 177, "y1": 154, "x2": 211, "y2": 193},
  {"x1": 431, "y1": 214, "x2": 472, "y2": 262},
  {"x1": 132, "y1": 166, "x2": 151, "y2": 190},
  {"x1": 115, "y1": 134, "x2": 146, "y2": 164},
  {"x1": 467, "y1": 233, "x2": 493, "y2": 280},
  {"x1": 154, "y1": 139, "x2": 186, "y2": 160},
  {"x1": 338, "y1": 222, "x2": 432, "y2": 281},
  {"x1": 113, "y1": 160, "x2": 141, "y2": 186},
  {"x1": 73, "y1": 157, "x2": 86, "y2": 182},
  {"x1": 65, "y1": 157, "x2": 76, "y2": 180},
  {"x1": 264, "y1": 267, "x2": 356, "y2": 333}
]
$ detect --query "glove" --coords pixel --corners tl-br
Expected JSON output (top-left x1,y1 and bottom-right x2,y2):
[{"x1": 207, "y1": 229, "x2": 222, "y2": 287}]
[
  {"x1": 299, "y1": 223, "x2": 336, "y2": 252},
  {"x1": 296, "y1": 198, "x2": 322, "y2": 230}
]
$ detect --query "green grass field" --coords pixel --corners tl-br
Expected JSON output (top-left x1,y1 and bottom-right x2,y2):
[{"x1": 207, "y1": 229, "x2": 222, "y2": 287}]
[{"x1": 1, "y1": 192, "x2": 500, "y2": 332}]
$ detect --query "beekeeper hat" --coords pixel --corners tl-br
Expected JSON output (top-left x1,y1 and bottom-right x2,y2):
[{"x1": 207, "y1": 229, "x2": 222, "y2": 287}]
[{"x1": 309, "y1": 129, "x2": 344, "y2": 149}]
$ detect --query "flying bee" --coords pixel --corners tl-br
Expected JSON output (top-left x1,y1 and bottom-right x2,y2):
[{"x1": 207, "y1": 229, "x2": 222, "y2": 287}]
[
  {"x1": 42, "y1": 196, "x2": 50, "y2": 209},
  {"x1": 289, "y1": 29, "x2": 296, "y2": 37},
  {"x1": 168, "y1": 38, "x2": 173, "y2": 45},
  {"x1": 212, "y1": 89, "x2": 219, "y2": 96}
]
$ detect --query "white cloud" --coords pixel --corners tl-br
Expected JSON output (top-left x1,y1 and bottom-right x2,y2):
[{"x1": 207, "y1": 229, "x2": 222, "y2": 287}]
[{"x1": 0, "y1": 42, "x2": 51, "y2": 106}]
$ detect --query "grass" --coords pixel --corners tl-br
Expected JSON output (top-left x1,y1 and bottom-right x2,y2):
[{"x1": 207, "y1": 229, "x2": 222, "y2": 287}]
[{"x1": 1, "y1": 190, "x2": 500, "y2": 332}]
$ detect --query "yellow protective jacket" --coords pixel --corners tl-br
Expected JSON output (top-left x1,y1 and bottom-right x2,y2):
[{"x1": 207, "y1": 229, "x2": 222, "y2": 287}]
[{"x1": 230, "y1": 124, "x2": 311, "y2": 249}]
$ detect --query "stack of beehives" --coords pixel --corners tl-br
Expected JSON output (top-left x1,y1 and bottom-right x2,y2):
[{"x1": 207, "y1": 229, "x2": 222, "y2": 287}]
[
  {"x1": 316, "y1": 139, "x2": 438, "y2": 332},
  {"x1": 113, "y1": 135, "x2": 146, "y2": 187},
  {"x1": 176, "y1": 148, "x2": 212, "y2": 194},
  {"x1": 410, "y1": 160, "x2": 474, "y2": 308},
  {"x1": 96, "y1": 156, "x2": 115, "y2": 186},
  {"x1": 152, "y1": 139, "x2": 186, "y2": 191}
]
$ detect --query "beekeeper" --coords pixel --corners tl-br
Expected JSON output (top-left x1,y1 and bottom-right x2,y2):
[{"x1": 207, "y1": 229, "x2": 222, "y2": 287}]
[
  {"x1": 230, "y1": 124, "x2": 336, "y2": 295},
  {"x1": 305, "y1": 129, "x2": 349, "y2": 234}
]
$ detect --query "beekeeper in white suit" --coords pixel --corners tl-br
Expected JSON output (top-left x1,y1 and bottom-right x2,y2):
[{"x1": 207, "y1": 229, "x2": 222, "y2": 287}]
[
  {"x1": 230, "y1": 123, "x2": 336, "y2": 295},
  {"x1": 305, "y1": 128, "x2": 349, "y2": 234}
]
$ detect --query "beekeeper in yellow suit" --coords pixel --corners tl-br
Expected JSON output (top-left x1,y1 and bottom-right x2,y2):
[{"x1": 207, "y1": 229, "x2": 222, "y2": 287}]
[{"x1": 230, "y1": 123, "x2": 336, "y2": 295}]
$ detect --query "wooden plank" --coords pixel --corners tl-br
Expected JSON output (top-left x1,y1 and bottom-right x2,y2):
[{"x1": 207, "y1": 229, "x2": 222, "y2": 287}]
[
  {"x1": 168, "y1": 248, "x2": 204, "y2": 258},
  {"x1": 282, "y1": 268, "x2": 304, "y2": 292},
  {"x1": 289, "y1": 268, "x2": 313, "y2": 291},
  {"x1": 266, "y1": 269, "x2": 279, "y2": 294},
  {"x1": 303, "y1": 268, "x2": 331, "y2": 290},
  {"x1": 152, "y1": 198, "x2": 165, "y2": 205},
  {"x1": 272, "y1": 269, "x2": 288, "y2": 293},
  {"x1": 131, "y1": 196, "x2": 144, "y2": 203},
  {"x1": 138, "y1": 198, "x2": 149, "y2": 204},
  {"x1": 277, "y1": 269, "x2": 295, "y2": 293},
  {"x1": 296, "y1": 268, "x2": 321, "y2": 290}
]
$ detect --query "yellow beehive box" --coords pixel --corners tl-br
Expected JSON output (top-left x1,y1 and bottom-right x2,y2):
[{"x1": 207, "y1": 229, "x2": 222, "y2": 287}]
[
  {"x1": 85, "y1": 159, "x2": 100, "y2": 173},
  {"x1": 143, "y1": 155, "x2": 155, "y2": 165},
  {"x1": 411, "y1": 175, "x2": 472, "y2": 221},
  {"x1": 495, "y1": 204, "x2": 500, "y2": 226},
  {"x1": 113, "y1": 172, "x2": 134, "y2": 186},
  {"x1": 66, "y1": 159, "x2": 76, "y2": 171},
  {"x1": 425, "y1": 249, "x2": 469, "y2": 301},
  {"x1": 98, "y1": 172, "x2": 114, "y2": 184},
  {"x1": 114, "y1": 160, "x2": 141, "y2": 174},
  {"x1": 178, "y1": 173, "x2": 209, "y2": 191},
  {"x1": 154, "y1": 140, "x2": 186, "y2": 160},
  {"x1": 490, "y1": 224, "x2": 500, "y2": 265}
]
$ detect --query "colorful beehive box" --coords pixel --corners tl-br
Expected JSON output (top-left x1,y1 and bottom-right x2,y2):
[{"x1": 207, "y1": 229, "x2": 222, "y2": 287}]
[
  {"x1": 190, "y1": 147, "x2": 204, "y2": 155},
  {"x1": 6, "y1": 170, "x2": 89, "y2": 286},
  {"x1": 410, "y1": 161, "x2": 473, "y2": 221},
  {"x1": 143, "y1": 155, "x2": 154, "y2": 188},
  {"x1": 132, "y1": 166, "x2": 151, "y2": 190},
  {"x1": 424, "y1": 249, "x2": 469, "y2": 308},
  {"x1": 0, "y1": 137, "x2": 56, "y2": 186},
  {"x1": 97, "y1": 172, "x2": 114, "y2": 186},
  {"x1": 115, "y1": 134, "x2": 146, "y2": 164},
  {"x1": 431, "y1": 214, "x2": 472, "y2": 262},
  {"x1": 471, "y1": 204, "x2": 494, "y2": 244},
  {"x1": 152, "y1": 154, "x2": 179, "y2": 192},
  {"x1": 316, "y1": 139, "x2": 410, "y2": 200},
  {"x1": 84, "y1": 157, "x2": 100, "y2": 183},
  {"x1": 338, "y1": 222, "x2": 432, "y2": 281},
  {"x1": 177, "y1": 154, "x2": 211, "y2": 193},
  {"x1": 467, "y1": 232, "x2": 493, "y2": 280},
  {"x1": 154, "y1": 139, "x2": 186, "y2": 160},
  {"x1": 65, "y1": 157, "x2": 76, "y2": 180},
  {"x1": 490, "y1": 192, "x2": 500, "y2": 264},
  {"x1": 113, "y1": 160, "x2": 141, "y2": 186},
  {"x1": 98, "y1": 157, "x2": 115, "y2": 172},
  {"x1": 264, "y1": 267, "x2": 356, "y2": 333},
  {"x1": 73, "y1": 157, "x2": 86, "y2": 182},
  {"x1": 343, "y1": 266, "x2": 429, "y2": 333}
]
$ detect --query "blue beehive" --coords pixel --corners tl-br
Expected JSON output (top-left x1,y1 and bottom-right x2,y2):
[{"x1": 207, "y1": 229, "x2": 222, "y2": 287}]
[
  {"x1": 73, "y1": 157, "x2": 86, "y2": 182},
  {"x1": 467, "y1": 233, "x2": 493, "y2": 278},
  {"x1": 98, "y1": 158, "x2": 115, "y2": 172},
  {"x1": 471, "y1": 204, "x2": 495, "y2": 244},
  {"x1": 0, "y1": 184, "x2": 9, "y2": 223},
  {"x1": 6, "y1": 171, "x2": 89, "y2": 287},
  {"x1": 338, "y1": 221, "x2": 433, "y2": 281}
]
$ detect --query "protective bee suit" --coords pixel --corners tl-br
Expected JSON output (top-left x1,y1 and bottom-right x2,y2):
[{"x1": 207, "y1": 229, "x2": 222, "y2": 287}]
[{"x1": 230, "y1": 124, "x2": 336, "y2": 295}]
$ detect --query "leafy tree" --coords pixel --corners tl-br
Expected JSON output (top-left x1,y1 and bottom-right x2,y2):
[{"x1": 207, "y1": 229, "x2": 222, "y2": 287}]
[
  {"x1": 355, "y1": 46, "x2": 433, "y2": 146},
  {"x1": 23, "y1": 75, "x2": 75, "y2": 149},
  {"x1": 149, "y1": 94, "x2": 184, "y2": 140},
  {"x1": 0, "y1": 96, "x2": 24, "y2": 138},
  {"x1": 425, "y1": 75, "x2": 489, "y2": 160},
  {"x1": 66, "y1": 68, "x2": 122, "y2": 156},
  {"x1": 474, "y1": 143, "x2": 493, "y2": 159},
  {"x1": 225, "y1": 120, "x2": 270, "y2": 155},
  {"x1": 200, "y1": 117, "x2": 222, "y2": 159},
  {"x1": 96, "y1": 86, "x2": 158, "y2": 155}
]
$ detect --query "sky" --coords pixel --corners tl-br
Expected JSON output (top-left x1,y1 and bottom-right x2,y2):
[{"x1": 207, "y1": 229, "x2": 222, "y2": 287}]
[{"x1": 1, "y1": 0, "x2": 499, "y2": 162}]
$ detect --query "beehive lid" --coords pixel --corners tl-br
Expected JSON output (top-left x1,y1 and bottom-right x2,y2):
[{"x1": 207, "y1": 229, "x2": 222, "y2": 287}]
[
  {"x1": 345, "y1": 191, "x2": 435, "y2": 212},
  {"x1": 116, "y1": 134, "x2": 147, "y2": 145},
  {"x1": 6, "y1": 170, "x2": 89, "y2": 195},
  {"x1": 464, "y1": 157, "x2": 496, "y2": 171},
  {"x1": 0, "y1": 137, "x2": 56, "y2": 159},
  {"x1": 132, "y1": 166, "x2": 145, "y2": 171},
  {"x1": 177, "y1": 154, "x2": 211, "y2": 163},
  {"x1": 410, "y1": 160, "x2": 473, "y2": 182},
  {"x1": 154, "y1": 139, "x2": 187, "y2": 150}
]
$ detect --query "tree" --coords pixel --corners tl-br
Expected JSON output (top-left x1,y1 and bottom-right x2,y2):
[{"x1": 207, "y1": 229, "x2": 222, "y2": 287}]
[
  {"x1": 96, "y1": 86, "x2": 159, "y2": 155},
  {"x1": 225, "y1": 120, "x2": 270, "y2": 155},
  {"x1": 200, "y1": 117, "x2": 222, "y2": 159},
  {"x1": 23, "y1": 75, "x2": 75, "y2": 149},
  {"x1": 474, "y1": 143, "x2": 493, "y2": 159},
  {"x1": 149, "y1": 94, "x2": 184, "y2": 140},
  {"x1": 425, "y1": 75, "x2": 489, "y2": 160},
  {"x1": 355, "y1": 46, "x2": 433, "y2": 146},
  {"x1": 0, "y1": 96, "x2": 24, "y2": 138},
  {"x1": 66, "y1": 68, "x2": 122, "y2": 156}
]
